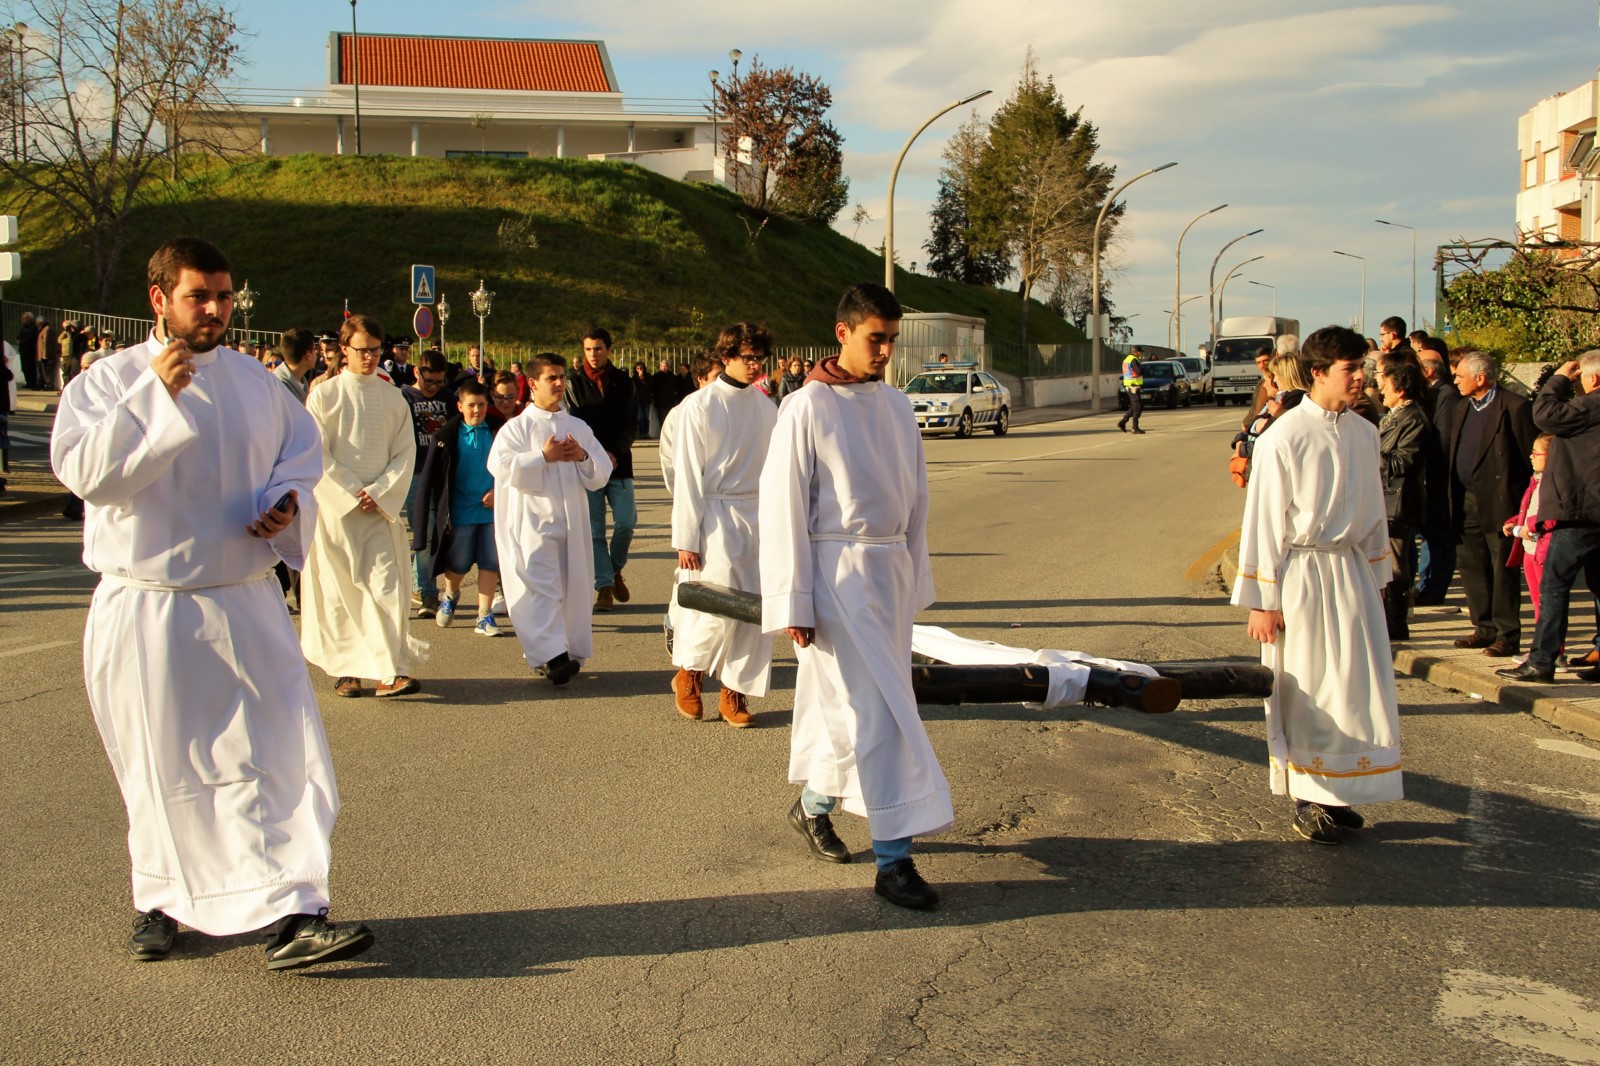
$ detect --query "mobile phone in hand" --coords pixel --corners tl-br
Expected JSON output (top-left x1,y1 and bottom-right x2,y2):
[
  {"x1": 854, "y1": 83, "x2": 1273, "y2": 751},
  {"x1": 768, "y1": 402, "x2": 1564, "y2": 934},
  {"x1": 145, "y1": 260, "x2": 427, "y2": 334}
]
[{"x1": 272, "y1": 490, "x2": 295, "y2": 514}]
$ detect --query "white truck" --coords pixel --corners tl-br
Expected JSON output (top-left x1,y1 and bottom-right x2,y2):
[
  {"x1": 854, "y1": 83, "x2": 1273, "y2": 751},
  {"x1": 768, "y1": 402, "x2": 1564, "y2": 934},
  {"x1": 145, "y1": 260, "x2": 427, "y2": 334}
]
[{"x1": 1209, "y1": 316, "x2": 1300, "y2": 406}]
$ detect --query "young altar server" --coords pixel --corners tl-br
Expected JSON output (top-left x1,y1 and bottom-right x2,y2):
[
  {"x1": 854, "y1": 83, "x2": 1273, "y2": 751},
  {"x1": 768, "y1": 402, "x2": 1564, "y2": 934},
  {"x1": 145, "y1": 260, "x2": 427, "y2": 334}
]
[
  {"x1": 1232, "y1": 324, "x2": 1404, "y2": 844},
  {"x1": 670, "y1": 324, "x2": 779, "y2": 726},
  {"x1": 758, "y1": 283, "x2": 948, "y2": 910},
  {"x1": 301, "y1": 314, "x2": 424, "y2": 698},
  {"x1": 659, "y1": 352, "x2": 724, "y2": 657},
  {"x1": 51, "y1": 237, "x2": 374, "y2": 969},
  {"x1": 490, "y1": 353, "x2": 613, "y2": 685}
]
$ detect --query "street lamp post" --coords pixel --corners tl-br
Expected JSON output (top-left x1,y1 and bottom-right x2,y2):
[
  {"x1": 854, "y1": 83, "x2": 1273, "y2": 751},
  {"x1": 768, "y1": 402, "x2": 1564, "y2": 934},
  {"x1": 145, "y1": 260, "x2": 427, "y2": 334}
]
[
  {"x1": 235, "y1": 279, "x2": 256, "y2": 345},
  {"x1": 708, "y1": 70, "x2": 719, "y2": 166},
  {"x1": 727, "y1": 49, "x2": 741, "y2": 193},
  {"x1": 1215, "y1": 256, "x2": 1262, "y2": 322},
  {"x1": 1091, "y1": 161, "x2": 1178, "y2": 412},
  {"x1": 1207, "y1": 229, "x2": 1263, "y2": 352},
  {"x1": 883, "y1": 89, "x2": 993, "y2": 293},
  {"x1": 470, "y1": 279, "x2": 493, "y2": 367},
  {"x1": 1247, "y1": 279, "x2": 1276, "y2": 317},
  {"x1": 437, "y1": 292, "x2": 450, "y2": 360},
  {"x1": 7, "y1": 23, "x2": 27, "y2": 162},
  {"x1": 1331, "y1": 250, "x2": 1367, "y2": 334},
  {"x1": 1167, "y1": 292, "x2": 1208, "y2": 349},
  {"x1": 1175, "y1": 203, "x2": 1226, "y2": 357},
  {"x1": 348, "y1": 0, "x2": 361, "y2": 155},
  {"x1": 1375, "y1": 219, "x2": 1416, "y2": 328}
]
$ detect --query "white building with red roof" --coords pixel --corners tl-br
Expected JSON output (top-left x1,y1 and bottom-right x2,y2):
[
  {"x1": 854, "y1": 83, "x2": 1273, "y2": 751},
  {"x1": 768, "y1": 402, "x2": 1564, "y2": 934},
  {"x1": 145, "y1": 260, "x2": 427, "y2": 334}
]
[{"x1": 184, "y1": 33, "x2": 724, "y2": 184}]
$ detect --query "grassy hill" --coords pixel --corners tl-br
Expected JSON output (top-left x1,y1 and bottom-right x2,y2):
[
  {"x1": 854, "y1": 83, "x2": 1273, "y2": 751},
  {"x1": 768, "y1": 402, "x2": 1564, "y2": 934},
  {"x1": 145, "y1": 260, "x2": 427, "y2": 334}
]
[{"x1": 0, "y1": 154, "x2": 1085, "y2": 357}]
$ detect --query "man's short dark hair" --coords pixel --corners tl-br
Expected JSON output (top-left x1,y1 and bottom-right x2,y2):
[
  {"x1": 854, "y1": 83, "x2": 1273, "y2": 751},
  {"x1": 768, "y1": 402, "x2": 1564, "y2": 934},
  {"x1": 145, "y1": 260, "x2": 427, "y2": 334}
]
[
  {"x1": 493, "y1": 370, "x2": 518, "y2": 388},
  {"x1": 712, "y1": 321, "x2": 773, "y2": 361},
  {"x1": 1130, "y1": 345, "x2": 1143, "y2": 354},
  {"x1": 1302, "y1": 325, "x2": 1368, "y2": 374},
  {"x1": 340, "y1": 314, "x2": 385, "y2": 345},
  {"x1": 147, "y1": 237, "x2": 231, "y2": 297},
  {"x1": 691, "y1": 352, "x2": 725, "y2": 381},
  {"x1": 1420, "y1": 337, "x2": 1449, "y2": 357},
  {"x1": 456, "y1": 379, "x2": 488, "y2": 399},
  {"x1": 418, "y1": 351, "x2": 448, "y2": 375},
  {"x1": 530, "y1": 352, "x2": 567, "y2": 377},
  {"x1": 279, "y1": 327, "x2": 314, "y2": 364},
  {"x1": 1380, "y1": 315, "x2": 1407, "y2": 337},
  {"x1": 1408, "y1": 330, "x2": 1429, "y2": 348},
  {"x1": 582, "y1": 328, "x2": 613, "y2": 349},
  {"x1": 836, "y1": 283, "x2": 903, "y2": 328},
  {"x1": 1377, "y1": 354, "x2": 1426, "y2": 400}
]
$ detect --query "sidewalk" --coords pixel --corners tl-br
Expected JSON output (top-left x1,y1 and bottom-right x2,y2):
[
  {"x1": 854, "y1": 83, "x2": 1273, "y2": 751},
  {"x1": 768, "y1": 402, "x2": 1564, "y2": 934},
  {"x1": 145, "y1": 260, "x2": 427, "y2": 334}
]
[
  {"x1": 1220, "y1": 548, "x2": 1600, "y2": 744},
  {"x1": 2, "y1": 388, "x2": 69, "y2": 521}
]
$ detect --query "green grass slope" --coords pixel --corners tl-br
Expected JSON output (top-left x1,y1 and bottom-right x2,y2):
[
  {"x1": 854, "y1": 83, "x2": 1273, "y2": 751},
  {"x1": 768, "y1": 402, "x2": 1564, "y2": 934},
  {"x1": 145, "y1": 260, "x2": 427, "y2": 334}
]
[{"x1": 2, "y1": 154, "x2": 1084, "y2": 353}]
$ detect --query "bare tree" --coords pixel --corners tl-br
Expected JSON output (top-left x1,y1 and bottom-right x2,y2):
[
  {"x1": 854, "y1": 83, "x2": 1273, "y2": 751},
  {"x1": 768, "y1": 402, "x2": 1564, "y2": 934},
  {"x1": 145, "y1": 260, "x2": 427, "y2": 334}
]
[
  {"x1": 709, "y1": 55, "x2": 841, "y2": 218},
  {"x1": 0, "y1": 0, "x2": 242, "y2": 310}
]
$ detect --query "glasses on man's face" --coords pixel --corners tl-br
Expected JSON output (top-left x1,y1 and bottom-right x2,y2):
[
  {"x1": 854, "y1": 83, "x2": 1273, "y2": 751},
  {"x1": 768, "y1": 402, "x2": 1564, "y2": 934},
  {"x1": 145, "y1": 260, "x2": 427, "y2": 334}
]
[
  {"x1": 1532, "y1": 452, "x2": 1548, "y2": 459},
  {"x1": 494, "y1": 393, "x2": 517, "y2": 403},
  {"x1": 730, "y1": 353, "x2": 764, "y2": 363},
  {"x1": 344, "y1": 344, "x2": 383, "y2": 356},
  {"x1": 420, "y1": 376, "x2": 445, "y2": 387}
]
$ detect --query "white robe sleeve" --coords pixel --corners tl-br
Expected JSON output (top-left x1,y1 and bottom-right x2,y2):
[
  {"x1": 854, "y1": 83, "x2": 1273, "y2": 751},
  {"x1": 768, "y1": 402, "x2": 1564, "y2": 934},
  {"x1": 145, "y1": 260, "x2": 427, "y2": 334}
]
[
  {"x1": 51, "y1": 366, "x2": 200, "y2": 506},
  {"x1": 306, "y1": 387, "x2": 366, "y2": 517},
  {"x1": 570, "y1": 420, "x2": 614, "y2": 490},
  {"x1": 1231, "y1": 430, "x2": 1288, "y2": 612},
  {"x1": 1356, "y1": 429, "x2": 1393, "y2": 589},
  {"x1": 758, "y1": 398, "x2": 815, "y2": 633},
  {"x1": 367, "y1": 402, "x2": 416, "y2": 522},
  {"x1": 905, "y1": 424, "x2": 936, "y2": 612},
  {"x1": 671, "y1": 399, "x2": 709, "y2": 554},
  {"x1": 259, "y1": 395, "x2": 324, "y2": 569},
  {"x1": 490, "y1": 418, "x2": 552, "y2": 495}
]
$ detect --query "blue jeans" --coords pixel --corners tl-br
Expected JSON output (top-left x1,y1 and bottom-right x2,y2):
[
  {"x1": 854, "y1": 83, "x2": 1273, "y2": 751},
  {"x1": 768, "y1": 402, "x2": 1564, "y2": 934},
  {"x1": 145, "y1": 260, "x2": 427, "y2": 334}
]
[
  {"x1": 404, "y1": 473, "x2": 435, "y2": 601},
  {"x1": 1527, "y1": 526, "x2": 1600, "y2": 670},
  {"x1": 801, "y1": 787, "x2": 914, "y2": 870},
  {"x1": 587, "y1": 478, "x2": 636, "y2": 590}
]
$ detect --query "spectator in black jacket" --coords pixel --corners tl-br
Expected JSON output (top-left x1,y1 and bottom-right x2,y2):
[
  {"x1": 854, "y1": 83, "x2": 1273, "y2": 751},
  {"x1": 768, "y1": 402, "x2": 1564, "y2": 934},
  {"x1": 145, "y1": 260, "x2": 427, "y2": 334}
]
[
  {"x1": 1449, "y1": 352, "x2": 1537, "y2": 657},
  {"x1": 650, "y1": 359, "x2": 679, "y2": 430},
  {"x1": 566, "y1": 328, "x2": 636, "y2": 612},
  {"x1": 16, "y1": 312, "x2": 39, "y2": 391},
  {"x1": 1496, "y1": 352, "x2": 1600, "y2": 683},
  {"x1": 1376, "y1": 356, "x2": 1433, "y2": 640},
  {"x1": 1415, "y1": 339, "x2": 1460, "y2": 604}
]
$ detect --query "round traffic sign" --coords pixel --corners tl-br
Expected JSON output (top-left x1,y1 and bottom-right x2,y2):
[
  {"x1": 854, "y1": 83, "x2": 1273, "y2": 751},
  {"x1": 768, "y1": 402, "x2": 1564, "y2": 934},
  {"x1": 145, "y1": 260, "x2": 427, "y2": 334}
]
[{"x1": 413, "y1": 305, "x2": 435, "y2": 339}]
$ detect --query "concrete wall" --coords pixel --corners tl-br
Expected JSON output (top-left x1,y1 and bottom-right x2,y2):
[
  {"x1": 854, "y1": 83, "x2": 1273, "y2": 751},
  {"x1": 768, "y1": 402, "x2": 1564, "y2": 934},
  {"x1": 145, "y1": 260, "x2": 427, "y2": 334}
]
[{"x1": 1022, "y1": 373, "x2": 1110, "y2": 408}]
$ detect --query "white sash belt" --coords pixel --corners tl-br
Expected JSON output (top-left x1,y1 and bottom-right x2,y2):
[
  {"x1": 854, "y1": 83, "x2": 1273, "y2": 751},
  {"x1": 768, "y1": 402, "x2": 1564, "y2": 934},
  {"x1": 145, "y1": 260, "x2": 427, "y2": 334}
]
[
  {"x1": 1287, "y1": 543, "x2": 1349, "y2": 554},
  {"x1": 811, "y1": 533, "x2": 906, "y2": 545},
  {"x1": 100, "y1": 569, "x2": 277, "y2": 594},
  {"x1": 706, "y1": 492, "x2": 759, "y2": 502}
]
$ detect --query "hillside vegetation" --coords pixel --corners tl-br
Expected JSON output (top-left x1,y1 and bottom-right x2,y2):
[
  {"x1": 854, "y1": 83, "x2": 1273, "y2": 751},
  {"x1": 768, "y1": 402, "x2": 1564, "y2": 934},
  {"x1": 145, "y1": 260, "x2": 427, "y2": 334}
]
[{"x1": 1, "y1": 154, "x2": 1086, "y2": 352}]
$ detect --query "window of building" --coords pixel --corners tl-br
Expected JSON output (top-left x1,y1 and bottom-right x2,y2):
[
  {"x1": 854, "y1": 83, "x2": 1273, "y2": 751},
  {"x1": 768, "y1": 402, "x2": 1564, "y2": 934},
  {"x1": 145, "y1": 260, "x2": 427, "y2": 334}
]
[
  {"x1": 1525, "y1": 157, "x2": 1539, "y2": 188},
  {"x1": 1544, "y1": 147, "x2": 1561, "y2": 183},
  {"x1": 445, "y1": 150, "x2": 530, "y2": 159}
]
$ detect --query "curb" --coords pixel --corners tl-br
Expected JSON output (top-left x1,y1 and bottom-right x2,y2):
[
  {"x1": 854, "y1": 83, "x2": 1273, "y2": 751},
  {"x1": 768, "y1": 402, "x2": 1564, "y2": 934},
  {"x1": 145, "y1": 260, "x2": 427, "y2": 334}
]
[{"x1": 1217, "y1": 547, "x2": 1600, "y2": 744}]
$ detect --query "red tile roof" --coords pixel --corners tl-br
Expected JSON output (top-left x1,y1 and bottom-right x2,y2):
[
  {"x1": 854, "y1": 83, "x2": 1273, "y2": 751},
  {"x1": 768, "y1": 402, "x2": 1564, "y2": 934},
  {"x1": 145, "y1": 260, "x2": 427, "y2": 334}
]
[{"x1": 336, "y1": 35, "x2": 613, "y2": 93}]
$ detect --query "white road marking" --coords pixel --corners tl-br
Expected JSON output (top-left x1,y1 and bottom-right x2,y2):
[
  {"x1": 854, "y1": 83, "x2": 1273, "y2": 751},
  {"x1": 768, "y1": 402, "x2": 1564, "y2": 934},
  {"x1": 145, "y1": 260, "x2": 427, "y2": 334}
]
[
  {"x1": 1435, "y1": 968, "x2": 1600, "y2": 1064},
  {"x1": 0, "y1": 638, "x2": 77, "y2": 659},
  {"x1": 1535, "y1": 739, "x2": 1600, "y2": 761},
  {"x1": 1522, "y1": 782, "x2": 1600, "y2": 814},
  {"x1": 0, "y1": 565, "x2": 95, "y2": 587},
  {"x1": 5, "y1": 431, "x2": 49, "y2": 445}
]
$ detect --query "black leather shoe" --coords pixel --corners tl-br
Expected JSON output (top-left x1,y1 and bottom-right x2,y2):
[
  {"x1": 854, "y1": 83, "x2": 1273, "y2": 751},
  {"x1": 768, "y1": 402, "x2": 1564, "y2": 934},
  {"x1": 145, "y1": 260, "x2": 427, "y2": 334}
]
[
  {"x1": 1568, "y1": 649, "x2": 1600, "y2": 668},
  {"x1": 1325, "y1": 806, "x2": 1365, "y2": 831},
  {"x1": 1454, "y1": 632, "x2": 1494, "y2": 649},
  {"x1": 1483, "y1": 640, "x2": 1518, "y2": 658},
  {"x1": 129, "y1": 909, "x2": 177, "y2": 961},
  {"x1": 788, "y1": 797, "x2": 850, "y2": 863},
  {"x1": 1292, "y1": 804, "x2": 1341, "y2": 844},
  {"x1": 264, "y1": 909, "x2": 374, "y2": 972},
  {"x1": 545, "y1": 653, "x2": 580, "y2": 686},
  {"x1": 1496, "y1": 662, "x2": 1555, "y2": 683},
  {"x1": 1576, "y1": 667, "x2": 1600, "y2": 683},
  {"x1": 874, "y1": 858, "x2": 940, "y2": 909},
  {"x1": 1413, "y1": 593, "x2": 1446, "y2": 607}
]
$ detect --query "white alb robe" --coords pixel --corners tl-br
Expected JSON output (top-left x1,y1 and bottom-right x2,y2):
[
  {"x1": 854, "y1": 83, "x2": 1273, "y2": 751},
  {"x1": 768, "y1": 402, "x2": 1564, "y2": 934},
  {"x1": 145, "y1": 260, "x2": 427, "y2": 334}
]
[
  {"x1": 490, "y1": 404, "x2": 613, "y2": 667},
  {"x1": 1231, "y1": 396, "x2": 1404, "y2": 806},
  {"x1": 672, "y1": 378, "x2": 779, "y2": 695},
  {"x1": 659, "y1": 402, "x2": 694, "y2": 649},
  {"x1": 51, "y1": 338, "x2": 335, "y2": 936},
  {"x1": 301, "y1": 370, "x2": 421, "y2": 680},
  {"x1": 759, "y1": 379, "x2": 951, "y2": 842}
]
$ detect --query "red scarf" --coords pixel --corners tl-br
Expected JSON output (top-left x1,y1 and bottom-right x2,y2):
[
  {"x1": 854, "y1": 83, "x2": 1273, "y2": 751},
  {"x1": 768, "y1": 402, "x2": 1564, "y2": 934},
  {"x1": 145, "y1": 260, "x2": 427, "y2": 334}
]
[
  {"x1": 582, "y1": 360, "x2": 608, "y2": 393},
  {"x1": 804, "y1": 355, "x2": 880, "y2": 386}
]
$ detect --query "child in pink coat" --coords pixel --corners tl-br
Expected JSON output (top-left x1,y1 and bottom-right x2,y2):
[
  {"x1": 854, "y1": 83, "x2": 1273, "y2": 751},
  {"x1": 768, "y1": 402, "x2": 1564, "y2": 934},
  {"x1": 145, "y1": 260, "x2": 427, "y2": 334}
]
[{"x1": 1503, "y1": 433, "x2": 1555, "y2": 631}]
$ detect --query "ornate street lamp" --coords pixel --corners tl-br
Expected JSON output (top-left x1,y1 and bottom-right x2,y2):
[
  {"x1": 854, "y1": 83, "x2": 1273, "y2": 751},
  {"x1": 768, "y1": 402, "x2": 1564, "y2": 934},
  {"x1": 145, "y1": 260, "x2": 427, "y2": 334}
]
[
  {"x1": 235, "y1": 279, "x2": 257, "y2": 345},
  {"x1": 437, "y1": 292, "x2": 450, "y2": 359},
  {"x1": 470, "y1": 279, "x2": 493, "y2": 369},
  {"x1": 727, "y1": 49, "x2": 741, "y2": 192},
  {"x1": 348, "y1": 0, "x2": 362, "y2": 155}
]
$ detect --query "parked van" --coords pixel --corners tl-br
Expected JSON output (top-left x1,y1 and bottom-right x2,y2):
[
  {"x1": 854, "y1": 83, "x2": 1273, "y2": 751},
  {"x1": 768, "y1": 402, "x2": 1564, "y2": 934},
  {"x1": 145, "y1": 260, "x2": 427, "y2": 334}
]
[{"x1": 1210, "y1": 316, "x2": 1299, "y2": 406}]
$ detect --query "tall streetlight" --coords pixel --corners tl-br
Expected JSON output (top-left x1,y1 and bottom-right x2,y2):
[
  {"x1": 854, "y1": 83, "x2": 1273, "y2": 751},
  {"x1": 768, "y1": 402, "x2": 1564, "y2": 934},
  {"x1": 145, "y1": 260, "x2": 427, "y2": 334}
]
[
  {"x1": 1166, "y1": 293, "x2": 1208, "y2": 349},
  {"x1": 1215, "y1": 256, "x2": 1262, "y2": 322},
  {"x1": 437, "y1": 292, "x2": 450, "y2": 360},
  {"x1": 470, "y1": 280, "x2": 493, "y2": 366},
  {"x1": 1090, "y1": 161, "x2": 1178, "y2": 412},
  {"x1": 1247, "y1": 279, "x2": 1276, "y2": 317},
  {"x1": 883, "y1": 89, "x2": 993, "y2": 293},
  {"x1": 1175, "y1": 203, "x2": 1226, "y2": 357},
  {"x1": 1332, "y1": 250, "x2": 1367, "y2": 334},
  {"x1": 727, "y1": 49, "x2": 741, "y2": 193},
  {"x1": 708, "y1": 70, "x2": 719, "y2": 165},
  {"x1": 235, "y1": 279, "x2": 257, "y2": 343},
  {"x1": 349, "y1": 0, "x2": 362, "y2": 155},
  {"x1": 1375, "y1": 219, "x2": 1417, "y2": 328},
  {"x1": 7, "y1": 23, "x2": 27, "y2": 162},
  {"x1": 1207, "y1": 229, "x2": 1263, "y2": 350}
]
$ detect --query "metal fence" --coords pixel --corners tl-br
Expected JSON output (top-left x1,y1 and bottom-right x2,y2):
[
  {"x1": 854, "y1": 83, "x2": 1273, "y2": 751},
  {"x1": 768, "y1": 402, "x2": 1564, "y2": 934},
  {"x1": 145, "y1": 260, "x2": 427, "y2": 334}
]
[{"x1": 1, "y1": 300, "x2": 281, "y2": 352}]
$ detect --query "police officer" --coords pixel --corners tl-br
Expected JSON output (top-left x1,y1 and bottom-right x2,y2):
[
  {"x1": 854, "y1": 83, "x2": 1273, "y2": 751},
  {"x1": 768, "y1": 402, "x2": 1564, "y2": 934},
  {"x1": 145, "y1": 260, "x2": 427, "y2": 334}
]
[{"x1": 1117, "y1": 346, "x2": 1146, "y2": 434}]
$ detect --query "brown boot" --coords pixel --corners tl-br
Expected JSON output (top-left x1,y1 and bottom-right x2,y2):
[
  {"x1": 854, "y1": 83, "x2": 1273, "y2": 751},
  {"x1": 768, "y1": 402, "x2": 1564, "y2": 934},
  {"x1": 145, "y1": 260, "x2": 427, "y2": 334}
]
[
  {"x1": 719, "y1": 688, "x2": 753, "y2": 728},
  {"x1": 595, "y1": 586, "x2": 615, "y2": 612},
  {"x1": 611, "y1": 569, "x2": 631, "y2": 603},
  {"x1": 672, "y1": 668, "x2": 703, "y2": 719}
]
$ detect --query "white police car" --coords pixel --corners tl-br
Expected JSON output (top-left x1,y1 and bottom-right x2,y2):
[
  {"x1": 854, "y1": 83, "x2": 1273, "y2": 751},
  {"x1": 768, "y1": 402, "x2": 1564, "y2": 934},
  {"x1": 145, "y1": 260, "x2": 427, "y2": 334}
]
[{"x1": 903, "y1": 362, "x2": 1011, "y2": 437}]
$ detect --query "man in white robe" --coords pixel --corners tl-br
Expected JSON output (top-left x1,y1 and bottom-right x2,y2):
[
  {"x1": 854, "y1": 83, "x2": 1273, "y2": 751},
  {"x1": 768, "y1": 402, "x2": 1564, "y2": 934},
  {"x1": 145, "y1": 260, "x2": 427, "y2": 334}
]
[
  {"x1": 659, "y1": 353, "x2": 724, "y2": 661},
  {"x1": 50, "y1": 237, "x2": 373, "y2": 969},
  {"x1": 1232, "y1": 325, "x2": 1404, "y2": 844},
  {"x1": 301, "y1": 315, "x2": 423, "y2": 698},
  {"x1": 671, "y1": 326, "x2": 779, "y2": 727},
  {"x1": 759, "y1": 284, "x2": 949, "y2": 910},
  {"x1": 490, "y1": 353, "x2": 613, "y2": 685}
]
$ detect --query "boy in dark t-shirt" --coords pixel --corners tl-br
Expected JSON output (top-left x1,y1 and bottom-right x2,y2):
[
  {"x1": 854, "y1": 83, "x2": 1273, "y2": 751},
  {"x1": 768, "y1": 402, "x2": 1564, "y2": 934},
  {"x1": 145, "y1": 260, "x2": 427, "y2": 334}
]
[{"x1": 400, "y1": 351, "x2": 457, "y2": 615}]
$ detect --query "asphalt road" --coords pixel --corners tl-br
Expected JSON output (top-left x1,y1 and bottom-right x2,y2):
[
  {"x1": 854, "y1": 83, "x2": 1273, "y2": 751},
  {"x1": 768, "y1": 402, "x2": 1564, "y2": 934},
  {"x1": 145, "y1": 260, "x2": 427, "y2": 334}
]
[{"x1": 3, "y1": 402, "x2": 1599, "y2": 1065}]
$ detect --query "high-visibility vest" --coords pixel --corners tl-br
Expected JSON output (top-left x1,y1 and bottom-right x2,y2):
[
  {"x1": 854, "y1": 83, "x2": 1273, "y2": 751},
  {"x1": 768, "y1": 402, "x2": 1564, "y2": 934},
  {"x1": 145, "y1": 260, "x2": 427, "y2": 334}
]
[{"x1": 1122, "y1": 354, "x2": 1143, "y2": 388}]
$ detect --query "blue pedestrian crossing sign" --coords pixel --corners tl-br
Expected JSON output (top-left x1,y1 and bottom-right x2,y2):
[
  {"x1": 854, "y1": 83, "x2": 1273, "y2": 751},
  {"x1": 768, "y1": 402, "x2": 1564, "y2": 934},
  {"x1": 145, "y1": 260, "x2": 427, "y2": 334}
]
[{"x1": 411, "y1": 264, "x2": 436, "y2": 305}]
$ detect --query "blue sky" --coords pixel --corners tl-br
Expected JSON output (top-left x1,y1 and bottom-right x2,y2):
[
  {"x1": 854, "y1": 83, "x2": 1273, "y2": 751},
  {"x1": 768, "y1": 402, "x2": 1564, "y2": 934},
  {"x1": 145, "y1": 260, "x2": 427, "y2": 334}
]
[{"x1": 239, "y1": 1, "x2": 1596, "y2": 348}]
